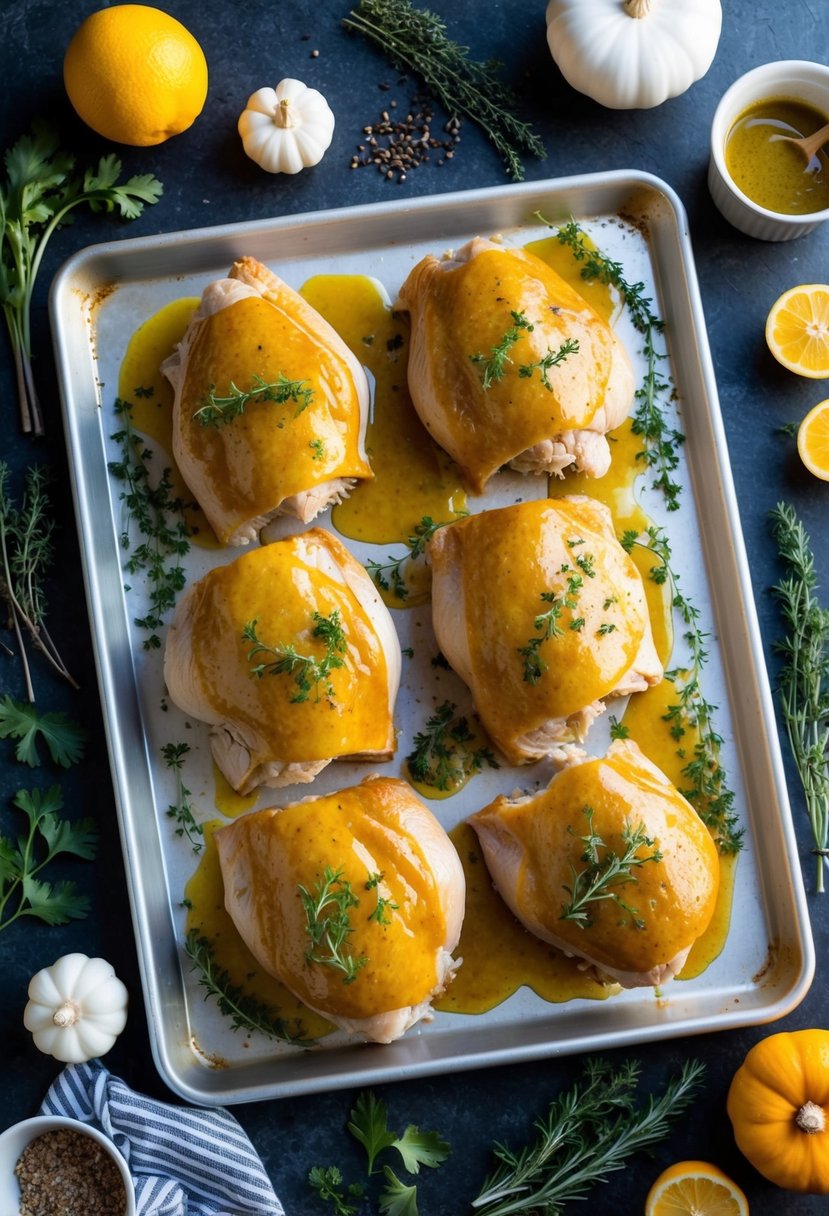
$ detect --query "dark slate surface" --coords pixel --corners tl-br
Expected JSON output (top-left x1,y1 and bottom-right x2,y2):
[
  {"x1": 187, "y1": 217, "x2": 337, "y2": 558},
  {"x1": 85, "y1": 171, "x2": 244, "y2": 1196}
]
[{"x1": 1, "y1": 2, "x2": 828, "y2": 1212}]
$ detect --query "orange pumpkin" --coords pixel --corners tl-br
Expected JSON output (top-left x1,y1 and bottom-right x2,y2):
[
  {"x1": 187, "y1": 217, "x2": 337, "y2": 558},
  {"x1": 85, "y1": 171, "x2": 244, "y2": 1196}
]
[{"x1": 727, "y1": 1029, "x2": 829, "y2": 1193}]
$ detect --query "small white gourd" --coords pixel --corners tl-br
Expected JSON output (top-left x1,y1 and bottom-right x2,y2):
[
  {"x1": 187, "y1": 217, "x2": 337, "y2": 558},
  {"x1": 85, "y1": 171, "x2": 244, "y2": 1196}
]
[
  {"x1": 545, "y1": 0, "x2": 723, "y2": 110},
  {"x1": 238, "y1": 78, "x2": 335, "y2": 174},
  {"x1": 24, "y1": 953, "x2": 128, "y2": 1063}
]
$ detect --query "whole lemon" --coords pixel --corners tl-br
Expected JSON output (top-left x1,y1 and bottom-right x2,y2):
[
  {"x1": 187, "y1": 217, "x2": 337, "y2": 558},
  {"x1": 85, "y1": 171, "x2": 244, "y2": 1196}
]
[{"x1": 64, "y1": 4, "x2": 208, "y2": 146}]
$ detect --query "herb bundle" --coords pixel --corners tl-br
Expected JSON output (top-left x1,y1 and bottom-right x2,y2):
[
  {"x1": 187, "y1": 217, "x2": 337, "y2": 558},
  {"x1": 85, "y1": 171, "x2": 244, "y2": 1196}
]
[
  {"x1": 0, "y1": 463, "x2": 77, "y2": 699},
  {"x1": 342, "y1": 0, "x2": 545, "y2": 181},
  {"x1": 770, "y1": 502, "x2": 829, "y2": 893},
  {"x1": 0, "y1": 122, "x2": 162, "y2": 435}
]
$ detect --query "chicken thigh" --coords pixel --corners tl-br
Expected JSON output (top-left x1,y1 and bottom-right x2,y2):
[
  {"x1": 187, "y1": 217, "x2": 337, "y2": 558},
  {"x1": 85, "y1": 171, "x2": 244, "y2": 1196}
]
[
  {"x1": 215, "y1": 775, "x2": 465, "y2": 1043},
  {"x1": 396, "y1": 237, "x2": 634, "y2": 492},
  {"x1": 428, "y1": 496, "x2": 662, "y2": 765},
  {"x1": 469, "y1": 739, "x2": 720, "y2": 988},
  {"x1": 162, "y1": 256, "x2": 372, "y2": 545},
  {"x1": 164, "y1": 528, "x2": 400, "y2": 794}
]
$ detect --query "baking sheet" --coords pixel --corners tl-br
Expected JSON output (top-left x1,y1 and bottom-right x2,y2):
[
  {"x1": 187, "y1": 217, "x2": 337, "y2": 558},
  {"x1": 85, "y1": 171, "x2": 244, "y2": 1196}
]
[{"x1": 50, "y1": 171, "x2": 814, "y2": 1106}]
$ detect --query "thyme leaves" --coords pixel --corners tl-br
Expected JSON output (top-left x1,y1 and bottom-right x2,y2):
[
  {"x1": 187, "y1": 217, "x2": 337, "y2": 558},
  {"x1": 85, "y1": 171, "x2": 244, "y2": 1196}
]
[
  {"x1": 470, "y1": 309, "x2": 534, "y2": 388},
  {"x1": 161, "y1": 741, "x2": 203, "y2": 853},
  {"x1": 192, "y1": 373, "x2": 315, "y2": 427},
  {"x1": 243, "y1": 610, "x2": 347, "y2": 703},
  {"x1": 560, "y1": 807, "x2": 663, "y2": 930},
  {"x1": 366, "y1": 514, "x2": 464, "y2": 601},
  {"x1": 299, "y1": 866, "x2": 369, "y2": 984},
  {"x1": 406, "y1": 700, "x2": 499, "y2": 791}
]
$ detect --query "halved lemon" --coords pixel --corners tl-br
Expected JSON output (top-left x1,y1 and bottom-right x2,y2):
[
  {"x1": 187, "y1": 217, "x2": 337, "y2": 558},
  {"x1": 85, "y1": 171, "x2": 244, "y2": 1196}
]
[
  {"x1": 645, "y1": 1160, "x2": 749, "y2": 1216},
  {"x1": 765, "y1": 284, "x2": 829, "y2": 378},
  {"x1": 797, "y1": 398, "x2": 829, "y2": 480}
]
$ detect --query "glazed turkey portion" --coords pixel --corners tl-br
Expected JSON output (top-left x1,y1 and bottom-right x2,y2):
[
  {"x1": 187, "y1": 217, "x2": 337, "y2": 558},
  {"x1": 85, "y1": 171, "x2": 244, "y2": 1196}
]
[
  {"x1": 428, "y1": 496, "x2": 662, "y2": 765},
  {"x1": 162, "y1": 255, "x2": 372, "y2": 545},
  {"x1": 469, "y1": 739, "x2": 720, "y2": 989},
  {"x1": 164, "y1": 528, "x2": 400, "y2": 795},
  {"x1": 215, "y1": 775, "x2": 466, "y2": 1043},
  {"x1": 396, "y1": 237, "x2": 634, "y2": 493}
]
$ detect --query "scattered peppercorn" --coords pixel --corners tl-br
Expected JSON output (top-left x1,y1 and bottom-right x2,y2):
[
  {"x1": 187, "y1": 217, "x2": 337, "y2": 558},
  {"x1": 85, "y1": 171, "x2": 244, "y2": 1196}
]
[
  {"x1": 15, "y1": 1128, "x2": 127, "y2": 1216},
  {"x1": 350, "y1": 98, "x2": 462, "y2": 182}
]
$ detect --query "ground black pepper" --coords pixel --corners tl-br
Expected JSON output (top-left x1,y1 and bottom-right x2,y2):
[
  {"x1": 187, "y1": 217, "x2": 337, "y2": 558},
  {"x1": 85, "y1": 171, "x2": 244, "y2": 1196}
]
[
  {"x1": 351, "y1": 97, "x2": 462, "y2": 182},
  {"x1": 15, "y1": 1128, "x2": 128, "y2": 1216}
]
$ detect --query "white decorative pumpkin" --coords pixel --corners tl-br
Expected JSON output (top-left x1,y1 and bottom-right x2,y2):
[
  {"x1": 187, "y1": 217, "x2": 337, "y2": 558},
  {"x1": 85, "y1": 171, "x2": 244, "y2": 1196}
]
[
  {"x1": 545, "y1": 0, "x2": 723, "y2": 110},
  {"x1": 238, "y1": 78, "x2": 335, "y2": 174},
  {"x1": 24, "y1": 954, "x2": 128, "y2": 1063}
]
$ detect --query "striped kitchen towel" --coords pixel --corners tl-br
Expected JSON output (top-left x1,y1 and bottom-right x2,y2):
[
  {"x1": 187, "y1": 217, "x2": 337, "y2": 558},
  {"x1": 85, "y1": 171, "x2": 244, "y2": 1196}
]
[{"x1": 40, "y1": 1060, "x2": 285, "y2": 1216}]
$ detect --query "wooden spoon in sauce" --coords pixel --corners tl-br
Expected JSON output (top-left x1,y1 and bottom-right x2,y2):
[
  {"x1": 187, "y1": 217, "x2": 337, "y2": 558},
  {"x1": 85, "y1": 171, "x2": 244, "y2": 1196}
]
[{"x1": 772, "y1": 119, "x2": 829, "y2": 170}]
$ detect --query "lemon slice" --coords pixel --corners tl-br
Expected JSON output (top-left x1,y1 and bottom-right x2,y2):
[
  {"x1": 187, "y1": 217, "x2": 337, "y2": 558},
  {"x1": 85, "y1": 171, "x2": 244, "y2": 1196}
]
[
  {"x1": 797, "y1": 398, "x2": 829, "y2": 480},
  {"x1": 645, "y1": 1160, "x2": 749, "y2": 1216},
  {"x1": 766, "y1": 284, "x2": 829, "y2": 378}
]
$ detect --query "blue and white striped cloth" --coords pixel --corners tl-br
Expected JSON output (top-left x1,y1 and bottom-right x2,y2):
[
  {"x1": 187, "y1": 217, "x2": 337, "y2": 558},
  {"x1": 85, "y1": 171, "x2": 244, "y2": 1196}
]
[{"x1": 40, "y1": 1060, "x2": 285, "y2": 1216}]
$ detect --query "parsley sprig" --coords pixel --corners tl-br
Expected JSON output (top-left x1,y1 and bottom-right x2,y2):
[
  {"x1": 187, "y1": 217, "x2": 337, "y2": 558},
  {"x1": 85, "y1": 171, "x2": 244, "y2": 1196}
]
[
  {"x1": 551, "y1": 219, "x2": 684, "y2": 512},
  {"x1": 560, "y1": 806, "x2": 663, "y2": 930},
  {"x1": 0, "y1": 121, "x2": 163, "y2": 435},
  {"x1": 342, "y1": 0, "x2": 545, "y2": 181},
  {"x1": 770, "y1": 502, "x2": 829, "y2": 893},
  {"x1": 0, "y1": 696, "x2": 86, "y2": 767},
  {"x1": 621, "y1": 526, "x2": 742, "y2": 855},
  {"x1": 192, "y1": 373, "x2": 315, "y2": 427},
  {"x1": 108, "y1": 393, "x2": 191, "y2": 649},
  {"x1": 0, "y1": 463, "x2": 77, "y2": 699},
  {"x1": 0, "y1": 785, "x2": 98, "y2": 932},
  {"x1": 406, "y1": 700, "x2": 499, "y2": 791},
  {"x1": 184, "y1": 931, "x2": 312, "y2": 1044},
  {"x1": 243, "y1": 610, "x2": 347, "y2": 703},
  {"x1": 299, "y1": 866, "x2": 368, "y2": 984}
]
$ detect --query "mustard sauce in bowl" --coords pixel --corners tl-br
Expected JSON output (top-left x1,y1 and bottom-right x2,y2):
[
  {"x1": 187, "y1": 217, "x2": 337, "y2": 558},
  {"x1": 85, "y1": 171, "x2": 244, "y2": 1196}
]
[{"x1": 725, "y1": 97, "x2": 829, "y2": 215}]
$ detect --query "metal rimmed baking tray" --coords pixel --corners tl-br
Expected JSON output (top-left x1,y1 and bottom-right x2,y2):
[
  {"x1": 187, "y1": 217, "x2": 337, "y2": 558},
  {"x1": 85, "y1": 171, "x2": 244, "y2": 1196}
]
[{"x1": 50, "y1": 171, "x2": 814, "y2": 1106}]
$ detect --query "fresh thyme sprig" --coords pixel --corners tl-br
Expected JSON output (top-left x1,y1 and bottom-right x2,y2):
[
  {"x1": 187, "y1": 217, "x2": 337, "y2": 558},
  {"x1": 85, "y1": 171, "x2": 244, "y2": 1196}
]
[
  {"x1": 243, "y1": 610, "x2": 347, "y2": 703},
  {"x1": 108, "y1": 393, "x2": 191, "y2": 650},
  {"x1": 472, "y1": 1058, "x2": 705, "y2": 1216},
  {"x1": 518, "y1": 337, "x2": 581, "y2": 390},
  {"x1": 470, "y1": 309, "x2": 534, "y2": 388},
  {"x1": 299, "y1": 866, "x2": 368, "y2": 984},
  {"x1": 0, "y1": 121, "x2": 162, "y2": 435},
  {"x1": 192, "y1": 372, "x2": 315, "y2": 427},
  {"x1": 367, "y1": 514, "x2": 464, "y2": 600},
  {"x1": 560, "y1": 806, "x2": 663, "y2": 930},
  {"x1": 184, "y1": 931, "x2": 312, "y2": 1044},
  {"x1": 342, "y1": 0, "x2": 546, "y2": 181},
  {"x1": 550, "y1": 219, "x2": 684, "y2": 512},
  {"x1": 407, "y1": 700, "x2": 499, "y2": 791},
  {"x1": 770, "y1": 502, "x2": 829, "y2": 893},
  {"x1": 161, "y1": 741, "x2": 203, "y2": 853},
  {"x1": 518, "y1": 577, "x2": 585, "y2": 684},
  {"x1": 0, "y1": 463, "x2": 77, "y2": 699},
  {"x1": 620, "y1": 525, "x2": 742, "y2": 854}
]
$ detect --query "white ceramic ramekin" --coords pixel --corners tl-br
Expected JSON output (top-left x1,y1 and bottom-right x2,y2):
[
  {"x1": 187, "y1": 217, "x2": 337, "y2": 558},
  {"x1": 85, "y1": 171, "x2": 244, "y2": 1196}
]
[
  {"x1": 0, "y1": 1114, "x2": 136, "y2": 1216},
  {"x1": 709, "y1": 59, "x2": 829, "y2": 241}
]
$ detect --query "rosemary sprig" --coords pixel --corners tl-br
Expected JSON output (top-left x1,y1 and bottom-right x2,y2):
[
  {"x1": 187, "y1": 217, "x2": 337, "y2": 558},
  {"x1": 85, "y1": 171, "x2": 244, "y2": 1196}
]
[
  {"x1": 518, "y1": 337, "x2": 581, "y2": 390},
  {"x1": 367, "y1": 514, "x2": 464, "y2": 600},
  {"x1": 407, "y1": 700, "x2": 499, "y2": 790},
  {"x1": 108, "y1": 393, "x2": 191, "y2": 650},
  {"x1": 192, "y1": 372, "x2": 315, "y2": 427},
  {"x1": 243, "y1": 610, "x2": 347, "y2": 703},
  {"x1": 472, "y1": 1058, "x2": 705, "y2": 1216},
  {"x1": 299, "y1": 866, "x2": 368, "y2": 984},
  {"x1": 621, "y1": 525, "x2": 742, "y2": 855},
  {"x1": 184, "y1": 931, "x2": 311, "y2": 1045},
  {"x1": 770, "y1": 502, "x2": 829, "y2": 893},
  {"x1": 550, "y1": 219, "x2": 685, "y2": 512},
  {"x1": 0, "y1": 463, "x2": 77, "y2": 699},
  {"x1": 161, "y1": 741, "x2": 203, "y2": 853},
  {"x1": 471, "y1": 309, "x2": 534, "y2": 388},
  {"x1": 342, "y1": 0, "x2": 546, "y2": 181},
  {"x1": 560, "y1": 806, "x2": 663, "y2": 930}
]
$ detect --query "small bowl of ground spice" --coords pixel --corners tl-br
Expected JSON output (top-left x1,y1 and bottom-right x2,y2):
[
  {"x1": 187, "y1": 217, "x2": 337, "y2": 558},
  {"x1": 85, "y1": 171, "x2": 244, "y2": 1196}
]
[{"x1": 0, "y1": 1115, "x2": 135, "y2": 1216}]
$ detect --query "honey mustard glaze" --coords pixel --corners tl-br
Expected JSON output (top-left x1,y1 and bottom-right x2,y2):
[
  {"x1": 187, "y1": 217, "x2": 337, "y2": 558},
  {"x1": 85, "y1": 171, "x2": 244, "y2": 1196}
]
[{"x1": 120, "y1": 235, "x2": 732, "y2": 1026}]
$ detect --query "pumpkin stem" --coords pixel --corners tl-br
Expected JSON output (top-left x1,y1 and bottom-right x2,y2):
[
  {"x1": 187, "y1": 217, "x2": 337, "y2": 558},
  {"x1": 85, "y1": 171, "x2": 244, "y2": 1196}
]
[
  {"x1": 52, "y1": 1000, "x2": 80, "y2": 1028},
  {"x1": 623, "y1": 0, "x2": 654, "y2": 16},
  {"x1": 273, "y1": 98, "x2": 296, "y2": 130},
  {"x1": 796, "y1": 1101, "x2": 826, "y2": 1134}
]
